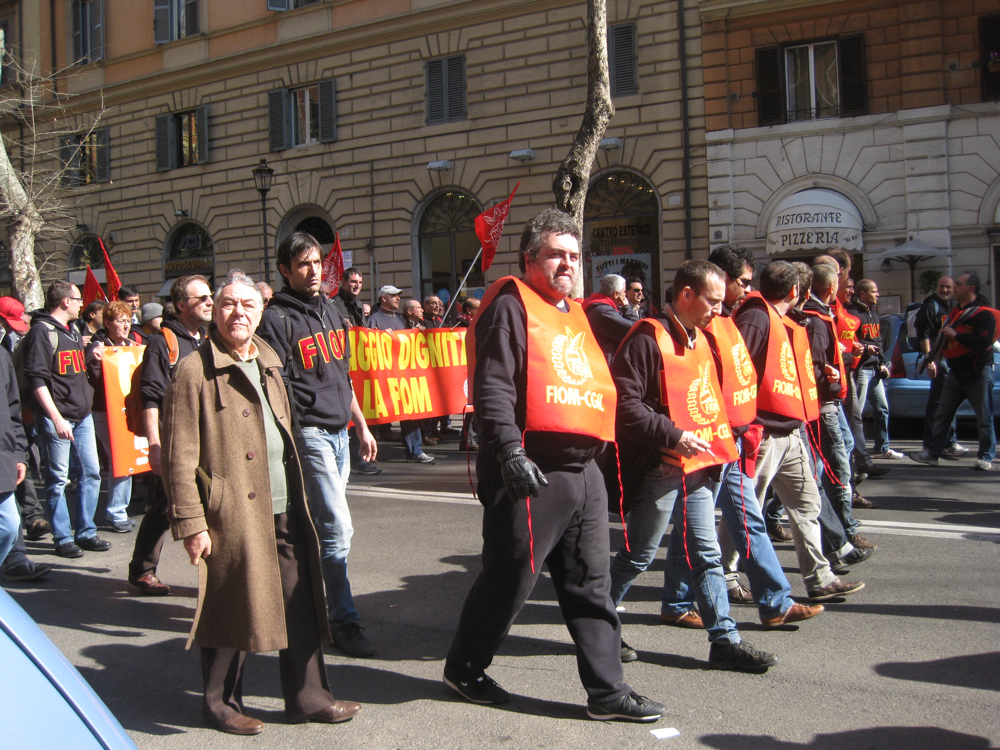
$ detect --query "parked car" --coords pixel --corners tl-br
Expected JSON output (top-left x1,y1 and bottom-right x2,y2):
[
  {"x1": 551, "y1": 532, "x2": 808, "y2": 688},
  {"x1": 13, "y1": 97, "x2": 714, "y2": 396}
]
[
  {"x1": 879, "y1": 313, "x2": 1000, "y2": 426},
  {"x1": 0, "y1": 587, "x2": 138, "y2": 750}
]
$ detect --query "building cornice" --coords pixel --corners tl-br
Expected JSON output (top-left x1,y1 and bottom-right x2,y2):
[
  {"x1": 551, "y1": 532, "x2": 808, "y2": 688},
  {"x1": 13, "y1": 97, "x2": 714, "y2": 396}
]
[{"x1": 698, "y1": 0, "x2": 825, "y2": 21}]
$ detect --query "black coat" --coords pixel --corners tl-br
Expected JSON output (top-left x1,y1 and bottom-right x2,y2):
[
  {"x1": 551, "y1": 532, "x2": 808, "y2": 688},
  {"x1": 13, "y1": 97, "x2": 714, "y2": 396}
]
[{"x1": 0, "y1": 347, "x2": 27, "y2": 494}]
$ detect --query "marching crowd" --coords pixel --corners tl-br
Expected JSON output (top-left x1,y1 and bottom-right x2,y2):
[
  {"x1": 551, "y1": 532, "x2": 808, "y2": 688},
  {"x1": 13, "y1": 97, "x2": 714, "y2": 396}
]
[{"x1": 0, "y1": 209, "x2": 995, "y2": 733}]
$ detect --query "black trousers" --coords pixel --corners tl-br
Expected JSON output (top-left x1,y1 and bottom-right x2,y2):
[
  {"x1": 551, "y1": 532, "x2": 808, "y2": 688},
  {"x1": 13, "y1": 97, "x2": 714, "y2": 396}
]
[
  {"x1": 445, "y1": 459, "x2": 628, "y2": 702},
  {"x1": 129, "y1": 474, "x2": 170, "y2": 579},
  {"x1": 201, "y1": 510, "x2": 335, "y2": 723}
]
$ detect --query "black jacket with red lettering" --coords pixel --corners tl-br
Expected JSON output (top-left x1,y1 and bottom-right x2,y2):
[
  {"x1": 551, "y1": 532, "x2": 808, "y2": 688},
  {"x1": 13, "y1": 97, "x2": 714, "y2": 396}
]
[
  {"x1": 22, "y1": 310, "x2": 94, "y2": 421},
  {"x1": 846, "y1": 299, "x2": 886, "y2": 371},
  {"x1": 259, "y1": 287, "x2": 354, "y2": 431}
]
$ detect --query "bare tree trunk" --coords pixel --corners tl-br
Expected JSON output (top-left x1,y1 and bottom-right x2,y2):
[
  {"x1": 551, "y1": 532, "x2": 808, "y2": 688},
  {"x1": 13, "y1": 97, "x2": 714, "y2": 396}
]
[
  {"x1": 553, "y1": 0, "x2": 614, "y2": 297},
  {"x1": 0, "y1": 33, "x2": 45, "y2": 310}
]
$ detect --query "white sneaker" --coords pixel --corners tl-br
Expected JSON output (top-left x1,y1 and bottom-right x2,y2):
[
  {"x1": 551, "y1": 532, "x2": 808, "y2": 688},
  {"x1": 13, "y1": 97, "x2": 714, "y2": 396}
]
[
  {"x1": 942, "y1": 443, "x2": 970, "y2": 457},
  {"x1": 975, "y1": 459, "x2": 992, "y2": 471},
  {"x1": 407, "y1": 453, "x2": 435, "y2": 464},
  {"x1": 872, "y1": 449, "x2": 904, "y2": 460},
  {"x1": 908, "y1": 450, "x2": 939, "y2": 466}
]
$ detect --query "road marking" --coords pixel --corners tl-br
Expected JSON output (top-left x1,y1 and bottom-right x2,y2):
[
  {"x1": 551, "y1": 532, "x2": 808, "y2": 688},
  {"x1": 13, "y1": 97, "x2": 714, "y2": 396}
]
[{"x1": 347, "y1": 487, "x2": 1000, "y2": 541}]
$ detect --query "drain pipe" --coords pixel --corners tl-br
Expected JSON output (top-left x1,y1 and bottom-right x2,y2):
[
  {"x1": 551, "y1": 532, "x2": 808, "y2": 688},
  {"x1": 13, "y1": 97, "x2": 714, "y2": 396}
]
[{"x1": 678, "y1": 0, "x2": 693, "y2": 261}]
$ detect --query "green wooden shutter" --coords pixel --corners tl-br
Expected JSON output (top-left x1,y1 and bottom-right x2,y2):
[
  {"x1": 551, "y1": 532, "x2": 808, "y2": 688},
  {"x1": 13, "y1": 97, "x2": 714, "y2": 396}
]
[
  {"x1": 756, "y1": 46, "x2": 785, "y2": 126},
  {"x1": 155, "y1": 113, "x2": 176, "y2": 171},
  {"x1": 837, "y1": 35, "x2": 866, "y2": 117},
  {"x1": 95, "y1": 128, "x2": 110, "y2": 182},
  {"x1": 318, "y1": 78, "x2": 337, "y2": 143},
  {"x1": 610, "y1": 23, "x2": 637, "y2": 97},
  {"x1": 268, "y1": 89, "x2": 289, "y2": 151},
  {"x1": 195, "y1": 104, "x2": 210, "y2": 163}
]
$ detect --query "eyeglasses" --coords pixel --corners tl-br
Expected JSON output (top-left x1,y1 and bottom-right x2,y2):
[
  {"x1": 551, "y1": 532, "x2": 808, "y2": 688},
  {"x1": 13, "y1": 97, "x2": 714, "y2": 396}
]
[
  {"x1": 629, "y1": 287, "x2": 643, "y2": 295},
  {"x1": 734, "y1": 278, "x2": 752, "y2": 289},
  {"x1": 187, "y1": 294, "x2": 212, "y2": 304},
  {"x1": 68, "y1": 297, "x2": 84, "y2": 302}
]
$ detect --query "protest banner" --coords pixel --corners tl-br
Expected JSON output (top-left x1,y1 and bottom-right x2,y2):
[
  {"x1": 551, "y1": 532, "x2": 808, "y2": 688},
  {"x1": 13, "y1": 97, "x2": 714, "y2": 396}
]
[
  {"x1": 102, "y1": 347, "x2": 151, "y2": 478},
  {"x1": 348, "y1": 327, "x2": 469, "y2": 425}
]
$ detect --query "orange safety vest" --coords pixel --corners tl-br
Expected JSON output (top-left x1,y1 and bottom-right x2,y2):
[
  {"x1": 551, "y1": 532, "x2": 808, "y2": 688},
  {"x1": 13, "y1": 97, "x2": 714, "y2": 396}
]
[
  {"x1": 834, "y1": 298, "x2": 862, "y2": 370},
  {"x1": 631, "y1": 317, "x2": 738, "y2": 473},
  {"x1": 784, "y1": 317, "x2": 820, "y2": 422},
  {"x1": 740, "y1": 293, "x2": 807, "y2": 422},
  {"x1": 801, "y1": 308, "x2": 849, "y2": 400},
  {"x1": 468, "y1": 277, "x2": 617, "y2": 443},
  {"x1": 705, "y1": 315, "x2": 758, "y2": 428},
  {"x1": 941, "y1": 306, "x2": 1000, "y2": 358}
]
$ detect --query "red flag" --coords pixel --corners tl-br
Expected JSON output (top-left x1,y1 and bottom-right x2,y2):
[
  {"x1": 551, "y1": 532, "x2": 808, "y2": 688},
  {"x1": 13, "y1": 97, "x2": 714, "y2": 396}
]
[
  {"x1": 99, "y1": 237, "x2": 121, "y2": 301},
  {"x1": 322, "y1": 231, "x2": 344, "y2": 298},
  {"x1": 475, "y1": 182, "x2": 519, "y2": 272},
  {"x1": 82, "y1": 266, "x2": 108, "y2": 307}
]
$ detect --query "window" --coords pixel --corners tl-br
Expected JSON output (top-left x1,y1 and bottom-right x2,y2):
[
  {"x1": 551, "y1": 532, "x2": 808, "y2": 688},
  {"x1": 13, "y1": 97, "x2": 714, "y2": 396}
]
[
  {"x1": 426, "y1": 55, "x2": 465, "y2": 124},
  {"x1": 71, "y1": 0, "x2": 104, "y2": 63},
  {"x1": 609, "y1": 23, "x2": 637, "y2": 97},
  {"x1": 267, "y1": 0, "x2": 320, "y2": 10},
  {"x1": 155, "y1": 106, "x2": 209, "y2": 171},
  {"x1": 418, "y1": 191, "x2": 481, "y2": 299},
  {"x1": 60, "y1": 129, "x2": 109, "y2": 187},
  {"x1": 981, "y1": 15, "x2": 1000, "y2": 102},
  {"x1": 153, "y1": 0, "x2": 198, "y2": 44},
  {"x1": 67, "y1": 234, "x2": 105, "y2": 271},
  {"x1": 756, "y1": 35, "x2": 866, "y2": 126},
  {"x1": 268, "y1": 80, "x2": 336, "y2": 151}
]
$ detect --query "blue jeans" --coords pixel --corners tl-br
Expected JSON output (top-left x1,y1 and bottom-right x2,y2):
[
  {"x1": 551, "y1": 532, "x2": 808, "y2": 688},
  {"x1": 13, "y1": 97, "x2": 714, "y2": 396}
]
[
  {"x1": 928, "y1": 368, "x2": 996, "y2": 462},
  {"x1": 34, "y1": 413, "x2": 101, "y2": 546},
  {"x1": 296, "y1": 426, "x2": 359, "y2": 625},
  {"x1": 0, "y1": 492, "x2": 17, "y2": 563},
  {"x1": 92, "y1": 412, "x2": 133, "y2": 526},
  {"x1": 401, "y1": 420, "x2": 425, "y2": 458},
  {"x1": 609, "y1": 463, "x2": 739, "y2": 645},
  {"x1": 923, "y1": 366, "x2": 957, "y2": 450},
  {"x1": 682, "y1": 445, "x2": 792, "y2": 620},
  {"x1": 813, "y1": 408, "x2": 858, "y2": 536},
  {"x1": 854, "y1": 367, "x2": 891, "y2": 453}
]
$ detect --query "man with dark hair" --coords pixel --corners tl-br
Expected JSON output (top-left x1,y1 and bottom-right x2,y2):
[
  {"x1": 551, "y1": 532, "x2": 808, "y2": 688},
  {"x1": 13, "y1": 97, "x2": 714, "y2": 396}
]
[
  {"x1": 915, "y1": 275, "x2": 964, "y2": 454},
  {"x1": 911, "y1": 273, "x2": 997, "y2": 470},
  {"x1": 332, "y1": 267, "x2": 366, "y2": 328},
  {"x1": 848, "y1": 279, "x2": 902, "y2": 460},
  {"x1": 829, "y1": 249, "x2": 853, "y2": 285},
  {"x1": 444, "y1": 208, "x2": 665, "y2": 721},
  {"x1": 128, "y1": 274, "x2": 212, "y2": 594},
  {"x1": 612, "y1": 260, "x2": 792, "y2": 671},
  {"x1": 707, "y1": 244, "x2": 756, "y2": 316},
  {"x1": 260, "y1": 232, "x2": 379, "y2": 657},
  {"x1": 118, "y1": 284, "x2": 142, "y2": 326},
  {"x1": 622, "y1": 277, "x2": 644, "y2": 322},
  {"x1": 23, "y1": 281, "x2": 108, "y2": 558},
  {"x1": 734, "y1": 262, "x2": 864, "y2": 601},
  {"x1": 582, "y1": 274, "x2": 633, "y2": 363}
]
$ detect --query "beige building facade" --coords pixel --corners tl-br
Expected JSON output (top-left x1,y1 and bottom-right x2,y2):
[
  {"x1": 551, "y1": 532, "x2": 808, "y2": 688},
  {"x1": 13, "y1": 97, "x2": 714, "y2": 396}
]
[{"x1": 1, "y1": 0, "x2": 707, "y2": 307}]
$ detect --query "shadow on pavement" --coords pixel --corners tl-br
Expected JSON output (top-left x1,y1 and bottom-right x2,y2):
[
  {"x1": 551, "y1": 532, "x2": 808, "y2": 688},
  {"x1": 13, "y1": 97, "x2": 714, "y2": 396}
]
[
  {"x1": 875, "y1": 651, "x2": 1000, "y2": 692},
  {"x1": 699, "y1": 727, "x2": 993, "y2": 749},
  {"x1": 826, "y1": 602, "x2": 1000, "y2": 624}
]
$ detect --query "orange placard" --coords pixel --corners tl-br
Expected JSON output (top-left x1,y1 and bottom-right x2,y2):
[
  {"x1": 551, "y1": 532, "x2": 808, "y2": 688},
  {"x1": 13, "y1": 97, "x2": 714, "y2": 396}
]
[
  {"x1": 348, "y1": 327, "x2": 469, "y2": 426},
  {"x1": 101, "y1": 347, "x2": 151, "y2": 478}
]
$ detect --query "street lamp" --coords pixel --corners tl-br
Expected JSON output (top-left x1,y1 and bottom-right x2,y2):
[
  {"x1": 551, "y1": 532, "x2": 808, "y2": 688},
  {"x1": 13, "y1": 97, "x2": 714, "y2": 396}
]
[{"x1": 251, "y1": 158, "x2": 275, "y2": 285}]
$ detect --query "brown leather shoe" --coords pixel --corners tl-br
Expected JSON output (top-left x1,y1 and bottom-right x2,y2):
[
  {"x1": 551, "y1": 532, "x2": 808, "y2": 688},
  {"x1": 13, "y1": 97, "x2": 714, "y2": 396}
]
[
  {"x1": 727, "y1": 583, "x2": 754, "y2": 605},
  {"x1": 807, "y1": 578, "x2": 865, "y2": 601},
  {"x1": 761, "y1": 602, "x2": 824, "y2": 628},
  {"x1": 847, "y1": 533, "x2": 877, "y2": 550},
  {"x1": 129, "y1": 573, "x2": 171, "y2": 596},
  {"x1": 207, "y1": 713, "x2": 264, "y2": 735},
  {"x1": 660, "y1": 610, "x2": 704, "y2": 628},
  {"x1": 293, "y1": 701, "x2": 362, "y2": 724},
  {"x1": 852, "y1": 493, "x2": 877, "y2": 509},
  {"x1": 767, "y1": 523, "x2": 793, "y2": 543}
]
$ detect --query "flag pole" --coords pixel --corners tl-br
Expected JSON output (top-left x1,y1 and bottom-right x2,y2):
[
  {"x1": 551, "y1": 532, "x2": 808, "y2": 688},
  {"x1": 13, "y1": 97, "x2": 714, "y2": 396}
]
[{"x1": 442, "y1": 247, "x2": 483, "y2": 323}]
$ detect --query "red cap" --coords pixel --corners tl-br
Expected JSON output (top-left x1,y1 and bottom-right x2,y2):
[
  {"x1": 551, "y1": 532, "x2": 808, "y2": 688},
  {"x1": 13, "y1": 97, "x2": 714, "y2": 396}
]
[{"x1": 0, "y1": 297, "x2": 28, "y2": 333}]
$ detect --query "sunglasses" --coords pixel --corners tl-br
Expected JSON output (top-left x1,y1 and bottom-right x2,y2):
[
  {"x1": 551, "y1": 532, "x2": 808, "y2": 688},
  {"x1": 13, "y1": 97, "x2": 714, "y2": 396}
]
[{"x1": 187, "y1": 294, "x2": 212, "y2": 304}]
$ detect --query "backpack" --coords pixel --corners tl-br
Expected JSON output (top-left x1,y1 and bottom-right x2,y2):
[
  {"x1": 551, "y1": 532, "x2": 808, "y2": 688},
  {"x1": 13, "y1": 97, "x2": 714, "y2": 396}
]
[
  {"x1": 124, "y1": 328, "x2": 179, "y2": 437},
  {"x1": 11, "y1": 322, "x2": 60, "y2": 408}
]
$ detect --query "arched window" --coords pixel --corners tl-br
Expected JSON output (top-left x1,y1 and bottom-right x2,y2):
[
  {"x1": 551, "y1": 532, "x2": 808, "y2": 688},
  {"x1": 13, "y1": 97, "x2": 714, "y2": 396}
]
[
  {"x1": 584, "y1": 171, "x2": 660, "y2": 303},
  {"x1": 163, "y1": 222, "x2": 215, "y2": 291},
  {"x1": 67, "y1": 234, "x2": 105, "y2": 271},
  {"x1": 418, "y1": 190, "x2": 482, "y2": 301},
  {"x1": 295, "y1": 216, "x2": 335, "y2": 245}
]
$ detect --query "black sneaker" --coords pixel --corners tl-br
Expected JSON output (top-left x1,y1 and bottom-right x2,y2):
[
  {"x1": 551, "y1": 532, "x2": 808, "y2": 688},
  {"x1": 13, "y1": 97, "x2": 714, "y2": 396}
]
[
  {"x1": 709, "y1": 640, "x2": 778, "y2": 674},
  {"x1": 352, "y1": 461, "x2": 382, "y2": 475},
  {"x1": 587, "y1": 691, "x2": 665, "y2": 722},
  {"x1": 443, "y1": 669, "x2": 510, "y2": 705},
  {"x1": 621, "y1": 639, "x2": 638, "y2": 663},
  {"x1": 75, "y1": 536, "x2": 111, "y2": 552},
  {"x1": 840, "y1": 546, "x2": 876, "y2": 566},
  {"x1": 330, "y1": 622, "x2": 376, "y2": 657}
]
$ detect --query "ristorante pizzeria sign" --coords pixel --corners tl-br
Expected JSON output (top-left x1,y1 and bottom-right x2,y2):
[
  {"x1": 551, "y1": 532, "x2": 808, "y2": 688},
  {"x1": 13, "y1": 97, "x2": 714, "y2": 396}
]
[{"x1": 765, "y1": 190, "x2": 864, "y2": 254}]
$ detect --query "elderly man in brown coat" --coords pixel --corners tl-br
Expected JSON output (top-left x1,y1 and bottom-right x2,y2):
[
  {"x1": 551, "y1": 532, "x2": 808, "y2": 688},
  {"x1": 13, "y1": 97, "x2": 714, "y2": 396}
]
[{"x1": 162, "y1": 273, "x2": 362, "y2": 735}]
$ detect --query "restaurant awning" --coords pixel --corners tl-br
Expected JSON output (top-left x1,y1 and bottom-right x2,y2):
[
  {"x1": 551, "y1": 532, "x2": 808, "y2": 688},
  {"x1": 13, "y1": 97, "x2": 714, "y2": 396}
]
[{"x1": 765, "y1": 189, "x2": 864, "y2": 255}]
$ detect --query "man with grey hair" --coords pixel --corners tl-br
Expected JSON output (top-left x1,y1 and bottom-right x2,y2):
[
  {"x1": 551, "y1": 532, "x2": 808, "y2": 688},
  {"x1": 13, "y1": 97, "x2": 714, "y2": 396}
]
[
  {"x1": 582, "y1": 273, "x2": 634, "y2": 363},
  {"x1": 443, "y1": 208, "x2": 665, "y2": 722}
]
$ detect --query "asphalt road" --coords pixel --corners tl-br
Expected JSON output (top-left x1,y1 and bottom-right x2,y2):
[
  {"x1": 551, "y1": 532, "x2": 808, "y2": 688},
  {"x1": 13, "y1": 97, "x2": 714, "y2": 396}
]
[{"x1": 5, "y1": 424, "x2": 999, "y2": 750}]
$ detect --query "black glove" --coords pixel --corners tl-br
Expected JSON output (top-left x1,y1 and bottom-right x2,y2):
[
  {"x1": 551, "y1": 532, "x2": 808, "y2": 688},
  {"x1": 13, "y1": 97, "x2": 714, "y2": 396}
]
[{"x1": 497, "y1": 446, "x2": 548, "y2": 501}]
